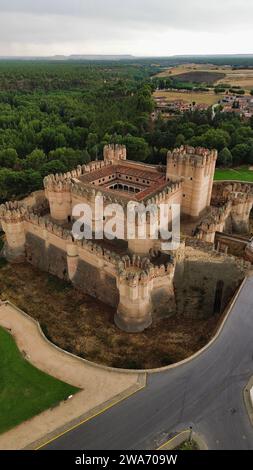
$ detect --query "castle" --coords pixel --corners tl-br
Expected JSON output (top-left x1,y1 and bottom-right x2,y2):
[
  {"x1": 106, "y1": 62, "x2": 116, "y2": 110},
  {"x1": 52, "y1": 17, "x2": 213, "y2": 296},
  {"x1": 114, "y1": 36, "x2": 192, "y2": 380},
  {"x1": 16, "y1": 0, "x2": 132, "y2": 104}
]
[{"x1": 1, "y1": 144, "x2": 253, "y2": 332}]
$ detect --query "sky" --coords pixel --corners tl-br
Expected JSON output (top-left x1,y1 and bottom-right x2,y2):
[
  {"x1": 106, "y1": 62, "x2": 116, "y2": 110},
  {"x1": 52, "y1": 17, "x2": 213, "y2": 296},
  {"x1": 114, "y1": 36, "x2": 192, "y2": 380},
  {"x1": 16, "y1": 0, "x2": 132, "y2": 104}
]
[{"x1": 0, "y1": 0, "x2": 252, "y2": 57}]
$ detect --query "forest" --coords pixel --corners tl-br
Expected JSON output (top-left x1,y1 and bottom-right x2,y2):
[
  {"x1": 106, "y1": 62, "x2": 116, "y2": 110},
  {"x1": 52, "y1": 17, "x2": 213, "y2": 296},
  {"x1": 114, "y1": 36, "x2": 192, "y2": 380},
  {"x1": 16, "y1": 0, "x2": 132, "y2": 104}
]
[{"x1": 0, "y1": 60, "x2": 253, "y2": 202}]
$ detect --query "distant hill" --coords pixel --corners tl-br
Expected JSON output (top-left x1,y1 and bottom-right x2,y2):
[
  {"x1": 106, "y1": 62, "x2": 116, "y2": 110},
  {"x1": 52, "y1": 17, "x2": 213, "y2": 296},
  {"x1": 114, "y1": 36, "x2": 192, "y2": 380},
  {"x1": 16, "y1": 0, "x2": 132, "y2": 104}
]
[{"x1": 0, "y1": 54, "x2": 135, "y2": 61}]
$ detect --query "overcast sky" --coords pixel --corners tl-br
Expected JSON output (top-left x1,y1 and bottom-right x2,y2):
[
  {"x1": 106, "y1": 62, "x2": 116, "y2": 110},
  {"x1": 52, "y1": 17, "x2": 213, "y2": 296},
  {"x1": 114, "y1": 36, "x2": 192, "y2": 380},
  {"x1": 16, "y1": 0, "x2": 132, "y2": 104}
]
[{"x1": 0, "y1": 0, "x2": 252, "y2": 56}]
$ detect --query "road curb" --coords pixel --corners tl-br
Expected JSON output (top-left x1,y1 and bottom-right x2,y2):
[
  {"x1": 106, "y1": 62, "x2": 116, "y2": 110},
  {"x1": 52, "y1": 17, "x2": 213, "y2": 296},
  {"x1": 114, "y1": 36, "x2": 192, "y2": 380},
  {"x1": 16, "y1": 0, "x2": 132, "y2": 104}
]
[
  {"x1": 244, "y1": 376, "x2": 253, "y2": 427},
  {"x1": 28, "y1": 374, "x2": 146, "y2": 450},
  {"x1": 157, "y1": 430, "x2": 208, "y2": 451}
]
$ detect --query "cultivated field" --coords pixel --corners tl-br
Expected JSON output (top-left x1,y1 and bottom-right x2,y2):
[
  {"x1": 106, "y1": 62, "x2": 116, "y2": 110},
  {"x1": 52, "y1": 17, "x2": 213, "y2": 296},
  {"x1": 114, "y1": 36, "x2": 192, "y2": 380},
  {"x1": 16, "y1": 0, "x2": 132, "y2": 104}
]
[
  {"x1": 153, "y1": 89, "x2": 223, "y2": 106},
  {"x1": 172, "y1": 71, "x2": 225, "y2": 85},
  {"x1": 156, "y1": 63, "x2": 253, "y2": 91},
  {"x1": 156, "y1": 63, "x2": 231, "y2": 78}
]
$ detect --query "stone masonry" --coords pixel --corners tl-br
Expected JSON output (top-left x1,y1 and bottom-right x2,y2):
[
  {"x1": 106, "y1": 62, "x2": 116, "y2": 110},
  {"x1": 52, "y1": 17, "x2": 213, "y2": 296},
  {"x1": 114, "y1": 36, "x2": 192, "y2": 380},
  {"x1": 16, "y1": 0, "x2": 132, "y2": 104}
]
[{"x1": 0, "y1": 144, "x2": 252, "y2": 332}]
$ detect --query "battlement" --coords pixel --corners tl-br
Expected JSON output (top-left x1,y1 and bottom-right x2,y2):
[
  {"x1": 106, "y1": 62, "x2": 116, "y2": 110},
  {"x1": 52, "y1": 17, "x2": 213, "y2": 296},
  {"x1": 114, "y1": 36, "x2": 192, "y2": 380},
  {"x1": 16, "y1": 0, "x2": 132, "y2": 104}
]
[
  {"x1": 43, "y1": 161, "x2": 114, "y2": 192},
  {"x1": 212, "y1": 181, "x2": 253, "y2": 206},
  {"x1": 117, "y1": 252, "x2": 174, "y2": 285},
  {"x1": 197, "y1": 202, "x2": 232, "y2": 234},
  {"x1": 103, "y1": 144, "x2": 127, "y2": 163},
  {"x1": 0, "y1": 201, "x2": 26, "y2": 223},
  {"x1": 25, "y1": 210, "x2": 122, "y2": 267},
  {"x1": 167, "y1": 145, "x2": 218, "y2": 167},
  {"x1": 195, "y1": 179, "x2": 253, "y2": 244}
]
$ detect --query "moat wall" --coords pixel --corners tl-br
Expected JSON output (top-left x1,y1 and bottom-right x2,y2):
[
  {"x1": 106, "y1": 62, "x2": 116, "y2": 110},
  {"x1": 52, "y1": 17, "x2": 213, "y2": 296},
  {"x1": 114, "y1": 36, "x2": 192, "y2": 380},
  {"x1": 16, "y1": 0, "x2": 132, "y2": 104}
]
[
  {"x1": 174, "y1": 243, "x2": 246, "y2": 318},
  {"x1": 72, "y1": 259, "x2": 119, "y2": 308}
]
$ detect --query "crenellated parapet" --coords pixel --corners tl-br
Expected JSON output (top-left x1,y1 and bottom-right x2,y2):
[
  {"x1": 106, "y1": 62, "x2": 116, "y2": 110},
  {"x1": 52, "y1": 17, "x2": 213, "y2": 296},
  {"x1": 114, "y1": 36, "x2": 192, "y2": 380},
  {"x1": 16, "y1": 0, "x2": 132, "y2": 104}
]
[
  {"x1": 143, "y1": 181, "x2": 182, "y2": 204},
  {"x1": 71, "y1": 181, "x2": 129, "y2": 207},
  {"x1": 196, "y1": 202, "x2": 232, "y2": 243},
  {"x1": 25, "y1": 211, "x2": 122, "y2": 267},
  {"x1": 0, "y1": 201, "x2": 27, "y2": 223},
  {"x1": 211, "y1": 181, "x2": 253, "y2": 233},
  {"x1": 43, "y1": 161, "x2": 113, "y2": 223},
  {"x1": 168, "y1": 145, "x2": 217, "y2": 168},
  {"x1": 43, "y1": 161, "x2": 114, "y2": 192},
  {"x1": 117, "y1": 254, "x2": 174, "y2": 280},
  {"x1": 103, "y1": 144, "x2": 127, "y2": 163},
  {"x1": 212, "y1": 181, "x2": 253, "y2": 204}
]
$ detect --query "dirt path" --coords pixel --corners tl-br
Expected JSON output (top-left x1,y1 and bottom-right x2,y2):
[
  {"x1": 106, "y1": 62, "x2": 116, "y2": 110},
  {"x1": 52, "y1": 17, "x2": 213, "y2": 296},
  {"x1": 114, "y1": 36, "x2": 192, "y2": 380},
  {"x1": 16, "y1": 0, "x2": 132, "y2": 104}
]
[{"x1": 0, "y1": 302, "x2": 145, "y2": 450}]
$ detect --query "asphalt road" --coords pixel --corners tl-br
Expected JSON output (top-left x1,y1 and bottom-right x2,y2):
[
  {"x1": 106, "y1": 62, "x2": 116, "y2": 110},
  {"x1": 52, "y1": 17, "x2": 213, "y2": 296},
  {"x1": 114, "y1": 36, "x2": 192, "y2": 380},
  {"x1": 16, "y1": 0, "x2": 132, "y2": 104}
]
[{"x1": 44, "y1": 277, "x2": 253, "y2": 450}]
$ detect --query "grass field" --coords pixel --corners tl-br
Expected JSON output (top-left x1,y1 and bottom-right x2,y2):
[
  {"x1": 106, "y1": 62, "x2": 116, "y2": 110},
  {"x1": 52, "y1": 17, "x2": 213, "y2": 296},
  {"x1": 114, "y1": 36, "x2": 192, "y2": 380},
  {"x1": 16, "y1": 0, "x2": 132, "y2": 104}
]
[
  {"x1": 214, "y1": 168, "x2": 253, "y2": 182},
  {"x1": 0, "y1": 326, "x2": 78, "y2": 434},
  {"x1": 153, "y1": 90, "x2": 222, "y2": 106}
]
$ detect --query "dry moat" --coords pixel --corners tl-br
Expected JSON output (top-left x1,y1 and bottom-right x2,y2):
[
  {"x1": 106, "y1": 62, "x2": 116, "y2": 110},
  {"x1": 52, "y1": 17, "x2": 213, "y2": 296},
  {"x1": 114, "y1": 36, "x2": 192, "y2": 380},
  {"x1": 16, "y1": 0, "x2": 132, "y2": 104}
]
[{"x1": 0, "y1": 241, "x2": 246, "y2": 369}]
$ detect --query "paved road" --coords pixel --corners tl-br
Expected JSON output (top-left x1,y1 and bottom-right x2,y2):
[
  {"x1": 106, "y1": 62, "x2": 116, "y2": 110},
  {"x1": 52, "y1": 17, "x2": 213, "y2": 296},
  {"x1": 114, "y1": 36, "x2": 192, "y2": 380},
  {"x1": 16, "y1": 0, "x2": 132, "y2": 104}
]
[{"x1": 44, "y1": 277, "x2": 253, "y2": 450}]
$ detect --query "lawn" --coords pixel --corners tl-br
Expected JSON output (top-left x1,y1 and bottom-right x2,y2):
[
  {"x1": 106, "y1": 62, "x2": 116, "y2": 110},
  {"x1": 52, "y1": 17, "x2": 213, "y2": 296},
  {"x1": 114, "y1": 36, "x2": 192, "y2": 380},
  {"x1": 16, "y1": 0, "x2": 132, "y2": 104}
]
[
  {"x1": 0, "y1": 326, "x2": 78, "y2": 434},
  {"x1": 214, "y1": 168, "x2": 253, "y2": 182},
  {"x1": 176, "y1": 440, "x2": 199, "y2": 451}
]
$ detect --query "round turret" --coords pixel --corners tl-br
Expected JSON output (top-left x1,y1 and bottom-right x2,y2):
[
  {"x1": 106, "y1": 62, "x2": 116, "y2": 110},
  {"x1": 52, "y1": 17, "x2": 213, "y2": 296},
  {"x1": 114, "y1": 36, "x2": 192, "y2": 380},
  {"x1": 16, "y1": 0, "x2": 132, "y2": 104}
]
[{"x1": 0, "y1": 201, "x2": 26, "y2": 263}]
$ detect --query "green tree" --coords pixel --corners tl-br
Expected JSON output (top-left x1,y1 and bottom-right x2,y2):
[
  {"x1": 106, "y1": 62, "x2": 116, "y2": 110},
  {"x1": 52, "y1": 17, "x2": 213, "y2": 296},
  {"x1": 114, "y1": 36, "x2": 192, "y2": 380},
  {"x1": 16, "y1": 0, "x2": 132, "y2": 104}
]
[
  {"x1": 0, "y1": 148, "x2": 18, "y2": 168},
  {"x1": 231, "y1": 144, "x2": 250, "y2": 165},
  {"x1": 123, "y1": 136, "x2": 150, "y2": 161},
  {"x1": 23, "y1": 149, "x2": 47, "y2": 171},
  {"x1": 40, "y1": 160, "x2": 67, "y2": 178},
  {"x1": 218, "y1": 147, "x2": 233, "y2": 166}
]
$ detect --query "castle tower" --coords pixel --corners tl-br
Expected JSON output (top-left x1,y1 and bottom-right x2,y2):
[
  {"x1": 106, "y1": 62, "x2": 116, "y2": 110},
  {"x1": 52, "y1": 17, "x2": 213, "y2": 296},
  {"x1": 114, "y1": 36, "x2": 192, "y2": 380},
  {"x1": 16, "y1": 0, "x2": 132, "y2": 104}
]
[
  {"x1": 115, "y1": 255, "x2": 176, "y2": 332},
  {"x1": 167, "y1": 146, "x2": 217, "y2": 218},
  {"x1": 0, "y1": 202, "x2": 26, "y2": 263},
  {"x1": 115, "y1": 256, "x2": 153, "y2": 332},
  {"x1": 230, "y1": 193, "x2": 253, "y2": 233},
  {"x1": 103, "y1": 144, "x2": 127, "y2": 164},
  {"x1": 44, "y1": 175, "x2": 72, "y2": 224}
]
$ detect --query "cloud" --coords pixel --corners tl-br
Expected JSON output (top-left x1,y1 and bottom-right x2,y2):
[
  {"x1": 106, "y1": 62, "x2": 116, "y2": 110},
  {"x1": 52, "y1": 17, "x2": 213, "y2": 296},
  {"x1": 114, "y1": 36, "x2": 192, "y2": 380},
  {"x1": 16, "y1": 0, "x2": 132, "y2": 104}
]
[
  {"x1": 0, "y1": 1, "x2": 252, "y2": 56},
  {"x1": 0, "y1": 0, "x2": 252, "y2": 30}
]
